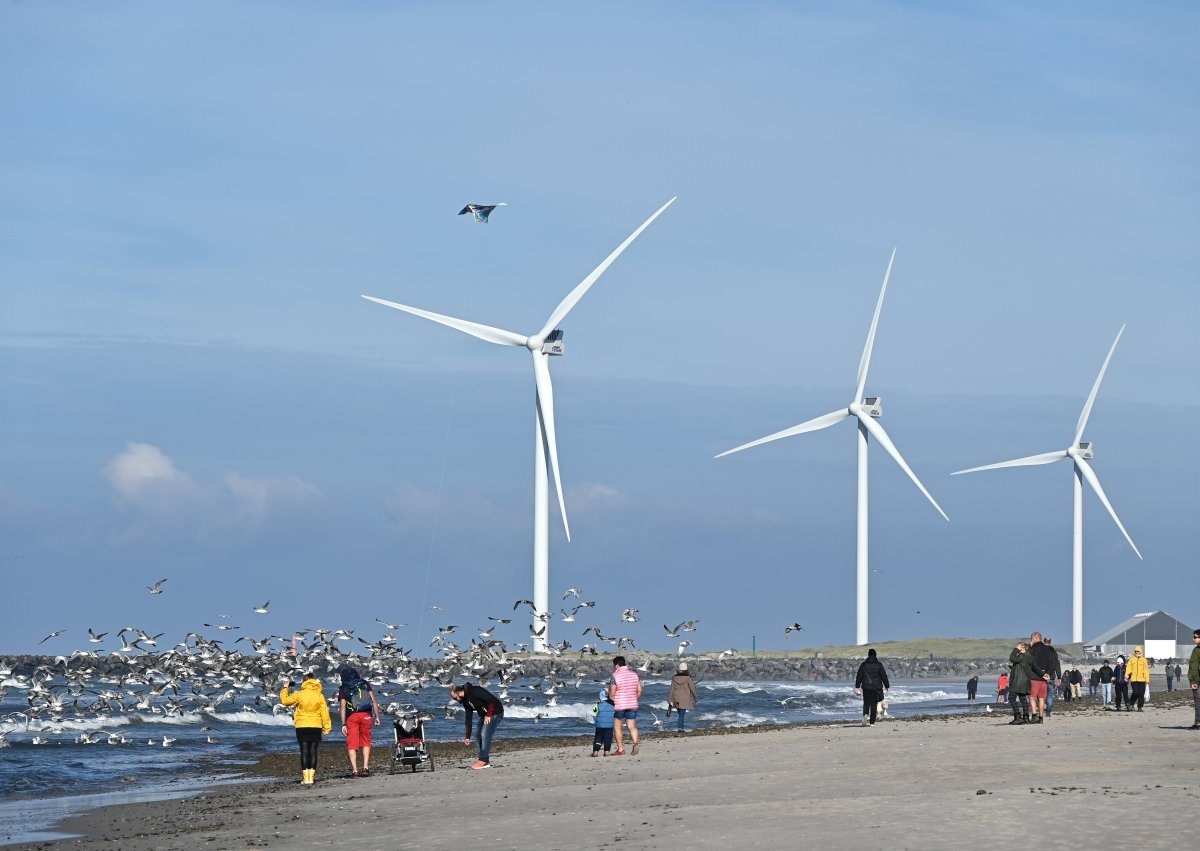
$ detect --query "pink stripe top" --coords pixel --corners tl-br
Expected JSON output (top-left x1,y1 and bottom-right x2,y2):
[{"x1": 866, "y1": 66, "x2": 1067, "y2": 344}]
[{"x1": 610, "y1": 666, "x2": 640, "y2": 711}]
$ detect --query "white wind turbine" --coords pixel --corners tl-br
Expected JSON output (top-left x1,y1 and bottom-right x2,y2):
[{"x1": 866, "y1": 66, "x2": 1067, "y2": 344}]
[
  {"x1": 952, "y1": 325, "x2": 1141, "y2": 643},
  {"x1": 716, "y1": 249, "x2": 948, "y2": 646},
  {"x1": 363, "y1": 197, "x2": 676, "y2": 651}
]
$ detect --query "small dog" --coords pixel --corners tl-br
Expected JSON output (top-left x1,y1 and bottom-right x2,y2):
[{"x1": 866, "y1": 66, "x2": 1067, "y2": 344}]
[{"x1": 875, "y1": 698, "x2": 890, "y2": 719}]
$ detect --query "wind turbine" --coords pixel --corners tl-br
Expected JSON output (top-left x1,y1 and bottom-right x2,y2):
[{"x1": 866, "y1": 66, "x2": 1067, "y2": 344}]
[
  {"x1": 952, "y1": 325, "x2": 1141, "y2": 643},
  {"x1": 363, "y1": 197, "x2": 676, "y2": 651},
  {"x1": 715, "y1": 249, "x2": 948, "y2": 646}
]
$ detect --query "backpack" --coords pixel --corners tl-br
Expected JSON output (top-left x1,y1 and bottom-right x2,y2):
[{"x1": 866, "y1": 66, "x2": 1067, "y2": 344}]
[{"x1": 344, "y1": 681, "x2": 372, "y2": 714}]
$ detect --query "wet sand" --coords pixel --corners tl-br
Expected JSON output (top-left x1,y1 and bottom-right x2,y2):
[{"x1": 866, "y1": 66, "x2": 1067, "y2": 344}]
[{"x1": 11, "y1": 693, "x2": 1199, "y2": 850}]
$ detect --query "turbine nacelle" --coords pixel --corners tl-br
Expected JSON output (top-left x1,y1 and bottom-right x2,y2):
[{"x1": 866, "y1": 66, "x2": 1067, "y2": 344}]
[
  {"x1": 525, "y1": 330, "x2": 564, "y2": 354},
  {"x1": 1070, "y1": 441, "x2": 1093, "y2": 460},
  {"x1": 847, "y1": 397, "x2": 882, "y2": 419}
]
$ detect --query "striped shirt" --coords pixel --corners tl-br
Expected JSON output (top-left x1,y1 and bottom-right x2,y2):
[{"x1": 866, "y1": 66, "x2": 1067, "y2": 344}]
[{"x1": 609, "y1": 666, "x2": 640, "y2": 711}]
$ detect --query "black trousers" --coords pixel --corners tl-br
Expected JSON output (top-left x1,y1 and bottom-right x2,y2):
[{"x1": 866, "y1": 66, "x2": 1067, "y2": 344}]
[
  {"x1": 593, "y1": 727, "x2": 614, "y2": 752},
  {"x1": 1129, "y1": 681, "x2": 1146, "y2": 710},
  {"x1": 862, "y1": 688, "x2": 884, "y2": 722},
  {"x1": 296, "y1": 727, "x2": 323, "y2": 769},
  {"x1": 1114, "y1": 682, "x2": 1128, "y2": 709}
]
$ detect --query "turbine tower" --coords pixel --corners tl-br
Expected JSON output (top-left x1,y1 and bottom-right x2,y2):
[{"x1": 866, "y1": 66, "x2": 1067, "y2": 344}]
[
  {"x1": 363, "y1": 197, "x2": 676, "y2": 651},
  {"x1": 952, "y1": 325, "x2": 1141, "y2": 643},
  {"x1": 716, "y1": 250, "x2": 948, "y2": 646}
]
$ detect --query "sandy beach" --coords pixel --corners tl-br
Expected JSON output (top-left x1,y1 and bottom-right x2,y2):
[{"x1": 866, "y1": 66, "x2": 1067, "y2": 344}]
[{"x1": 10, "y1": 692, "x2": 1197, "y2": 851}]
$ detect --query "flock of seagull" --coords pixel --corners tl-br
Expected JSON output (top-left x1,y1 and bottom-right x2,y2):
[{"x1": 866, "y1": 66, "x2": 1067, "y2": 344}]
[{"x1": 3, "y1": 582, "x2": 809, "y2": 749}]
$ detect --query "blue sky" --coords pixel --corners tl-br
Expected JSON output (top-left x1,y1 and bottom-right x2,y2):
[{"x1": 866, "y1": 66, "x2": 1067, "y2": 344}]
[{"x1": 2, "y1": 2, "x2": 1197, "y2": 654}]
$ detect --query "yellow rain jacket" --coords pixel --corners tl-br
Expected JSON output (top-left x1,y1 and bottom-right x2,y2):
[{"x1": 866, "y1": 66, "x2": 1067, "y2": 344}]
[
  {"x1": 280, "y1": 678, "x2": 332, "y2": 733},
  {"x1": 1125, "y1": 648, "x2": 1150, "y2": 683}
]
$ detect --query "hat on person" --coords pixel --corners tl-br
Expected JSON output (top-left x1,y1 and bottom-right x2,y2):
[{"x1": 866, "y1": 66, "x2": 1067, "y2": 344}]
[
  {"x1": 867, "y1": 648, "x2": 877, "y2": 658},
  {"x1": 1133, "y1": 645, "x2": 1143, "y2": 653},
  {"x1": 678, "y1": 661, "x2": 688, "y2": 672},
  {"x1": 1117, "y1": 655, "x2": 1125, "y2": 663},
  {"x1": 598, "y1": 688, "x2": 607, "y2": 700}
]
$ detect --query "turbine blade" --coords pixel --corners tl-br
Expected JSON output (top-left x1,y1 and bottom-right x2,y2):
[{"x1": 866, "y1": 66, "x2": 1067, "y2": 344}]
[
  {"x1": 537, "y1": 197, "x2": 677, "y2": 339},
  {"x1": 715, "y1": 409, "x2": 849, "y2": 459},
  {"x1": 1075, "y1": 456, "x2": 1142, "y2": 559},
  {"x1": 362, "y1": 295, "x2": 527, "y2": 347},
  {"x1": 854, "y1": 247, "x2": 897, "y2": 402},
  {"x1": 532, "y1": 350, "x2": 570, "y2": 542},
  {"x1": 951, "y1": 450, "x2": 1067, "y2": 475},
  {"x1": 1074, "y1": 324, "x2": 1125, "y2": 445},
  {"x1": 858, "y1": 414, "x2": 949, "y2": 521}
]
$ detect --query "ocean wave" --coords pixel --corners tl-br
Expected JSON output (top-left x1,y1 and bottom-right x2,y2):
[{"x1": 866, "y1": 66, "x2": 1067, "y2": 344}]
[{"x1": 503, "y1": 702, "x2": 594, "y2": 723}]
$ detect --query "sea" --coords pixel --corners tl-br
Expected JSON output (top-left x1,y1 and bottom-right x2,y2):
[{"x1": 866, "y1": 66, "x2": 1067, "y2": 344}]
[{"x1": 0, "y1": 673, "x2": 977, "y2": 845}]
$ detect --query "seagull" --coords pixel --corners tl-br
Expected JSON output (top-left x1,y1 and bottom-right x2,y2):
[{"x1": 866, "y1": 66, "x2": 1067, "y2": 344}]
[
  {"x1": 562, "y1": 588, "x2": 581, "y2": 599},
  {"x1": 488, "y1": 616, "x2": 512, "y2": 624},
  {"x1": 560, "y1": 609, "x2": 578, "y2": 623},
  {"x1": 513, "y1": 599, "x2": 537, "y2": 613},
  {"x1": 779, "y1": 696, "x2": 804, "y2": 706},
  {"x1": 87, "y1": 629, "x2": 108, "y2": 644},
  {"x1": 785, "y1": 623, "x2": 803, "y2": 635},
  {"x1": 717, "y1": 648, "x2": 737, "y2": 660},
  {"x1": 147, "y1": 579, "x2": 167, "y2": 595},
  {"x1": 38, "y1": 629, "x2": 65, "y2": 645},
  {"x1": 677, "y1": 640, "x2": 692, "y2": 656},
  {"x1": 428, "y1": 605, "x2": 444, "y2": 611},
  {"x1": 375, "y1": 619, "x2": 405, "y2": 630},
  {"x1": 530, "y1": 623, "x2": 547, "y2": 639},
  {"x1": 438, "y1": 625, "x2": 459, "y2": 635},
  {"x1": 252, "y1": 601, "x2": 270, "y2": 615},
  {"x1": 458, "y1": 202, "x2": 507, "y2": 223},
  {"x1": 161, "y1": 737, "x2": 177, "y2": 747},
  {"x1": 620, "y1": 608, "x2": 639, "y2": 623}
]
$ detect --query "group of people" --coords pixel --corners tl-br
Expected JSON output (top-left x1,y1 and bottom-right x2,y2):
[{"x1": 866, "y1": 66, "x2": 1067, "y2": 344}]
[
  {"x1": 276, "y1": 630, "x2": 1200, "y2": 782},
  {"x1": 278, "y1": 666, "x2": 381, "y2": 785}
]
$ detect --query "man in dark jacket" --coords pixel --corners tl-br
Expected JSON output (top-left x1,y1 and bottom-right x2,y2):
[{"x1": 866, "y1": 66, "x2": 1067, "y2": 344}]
[
  {"x1": 450, "y1": 683, "x2": 504, "y2": 769},
  {"x1": 853, "y1": 648, "x2": 890, "y2": 727},
  {"x1": 1189, "y1": 629, "x2": 1200, "y2": 729},
  {"x1": 966, "y1": 675, "x2": 979, "y2": 703},
  {"x1": 1028, "y1": 632, "x2": 1059, "y2": 722},
  {"x1": 1098, "y1": 661, "x2": 1114, "y2": 705}
]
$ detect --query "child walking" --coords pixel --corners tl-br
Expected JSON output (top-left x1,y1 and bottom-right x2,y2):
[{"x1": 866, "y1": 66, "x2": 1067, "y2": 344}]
[{"x1": 592, "y1": 688, "x2": 615, "y2": 756}]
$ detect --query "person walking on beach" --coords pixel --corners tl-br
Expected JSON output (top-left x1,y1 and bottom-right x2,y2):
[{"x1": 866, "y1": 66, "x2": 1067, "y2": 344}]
[
  {"x1": 1165, "y1": 662, "x2": 1175, "y2": 692},
  {"x1": 1188, "y1": 629, "x2": 1200, "y2": 729},
  {"x1": 1089, "y1": 667, "x2": 1100, "y2": 698},
  {"x1": 1126, "y1": 646, "x2": 1150, "y2": 711},
  {"x1": 451, "y1": 683, "x2": 505, "y2": 769},
  {"x1": 966, "y1": 675, "x2": 979, "y2": 703},
  {"x1": 997, "y1": 672, "x2": 1009, "y2": 704},
  {"x1": 1007, "y1": 641, "x2": 1036, "y2": 724},
  {"x1": 609, "y1": 655, "x2": 643, "y2": 755},
  {"x1": 667, "y1": 661, "x2": 699, "y2": 732},
  {"x1": 1040, "y1": 634, "x2": 1063, "y2": 717},
  {"x1": 592, "y1": 688, "x2": 615, "y2": 756},
  {"x1": 1099, "y1": 661, "x2": 1114, "y2": 705},
  {"x1": 1028, "y1": 632, "x2": 1056, "y2": 722},
  {"x1": 1069, "y1": 666, "x2": 1083, "y2": 699},
  {"x1": 338, "y1": 667, "x2": 381, "y2": 777},
  {"x1": 854, "y1": 648, "x2": 890, "y2": 727},
  {"x1": 1113, "y1": 656, "x2": 1128, "y2": 710},
  {"x1": 280, "y1": 674, "x2": 332, "y2": 785}
]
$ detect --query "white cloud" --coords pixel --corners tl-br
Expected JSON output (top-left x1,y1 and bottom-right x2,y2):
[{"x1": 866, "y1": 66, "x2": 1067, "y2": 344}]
[
  {"x1": 101, "y1": 442, "x2": 322, "y2": 543},
  {"x1": 104, "y1": 442, "x2": 193, "y2": 502}
]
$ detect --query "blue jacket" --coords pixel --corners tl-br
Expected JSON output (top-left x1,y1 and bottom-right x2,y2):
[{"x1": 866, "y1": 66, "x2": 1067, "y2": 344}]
[{"x1": 594, "y1": 692, "x2": 615, "y2": 729}]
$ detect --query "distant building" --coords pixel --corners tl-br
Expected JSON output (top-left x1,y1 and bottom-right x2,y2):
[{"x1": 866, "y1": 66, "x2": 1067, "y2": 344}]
[{"x1": 1086, "y1": 611, "x2": 1195, "y2": 661}]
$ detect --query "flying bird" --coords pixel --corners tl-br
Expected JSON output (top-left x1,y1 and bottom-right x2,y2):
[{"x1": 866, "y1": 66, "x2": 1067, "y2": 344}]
[
  {"x1": 38, "y1": 629, "x2": 65, "y2": 644},
  {"x1": 458, "y1": 202, "x2": 507, "y2": 223},
  {"x1": 562, "y1": 588, "x2": 581, "y2": 599},
  {"x1": 87, "y1": 629, "x2": 108, "y2": 644},
  {"x1": 147, "y1": 579, "x2": 167, "y2": 595},
  {"x1": 620, "y1": 608, "x2": 639, "y2": 623},
  {"x1": 252, "y1": 601, "x2": 270, "y2": 615},
  {"x1": 785, "y1": 623, "x2": 803, "y2": 635}
]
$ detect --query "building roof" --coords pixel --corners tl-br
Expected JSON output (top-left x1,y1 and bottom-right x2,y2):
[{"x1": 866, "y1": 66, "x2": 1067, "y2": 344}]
[{"x1": 1087, "y1": 610, "x2": 1194, "y2": 646}]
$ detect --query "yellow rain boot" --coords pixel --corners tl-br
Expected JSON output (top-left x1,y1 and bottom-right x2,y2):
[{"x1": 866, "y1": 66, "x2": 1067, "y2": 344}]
[{"x1": 305, "y1": 769, "x2": 315, "y2": 785}]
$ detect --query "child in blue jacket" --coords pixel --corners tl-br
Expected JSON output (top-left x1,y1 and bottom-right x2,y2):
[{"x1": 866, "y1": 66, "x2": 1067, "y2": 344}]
[{"x1": 592, "y1": 688, "x2": 615, "y2": 756}]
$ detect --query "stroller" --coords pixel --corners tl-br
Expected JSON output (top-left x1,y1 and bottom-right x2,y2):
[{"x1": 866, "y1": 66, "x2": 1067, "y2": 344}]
[{"x1": 388, "y1": 704, "x2": 434, "y2": 774}]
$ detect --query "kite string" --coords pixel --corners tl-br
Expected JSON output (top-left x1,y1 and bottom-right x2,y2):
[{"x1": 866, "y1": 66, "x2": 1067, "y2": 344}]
[{"x1": 413, "y1": 232, "x2": 477, "y2": 646}]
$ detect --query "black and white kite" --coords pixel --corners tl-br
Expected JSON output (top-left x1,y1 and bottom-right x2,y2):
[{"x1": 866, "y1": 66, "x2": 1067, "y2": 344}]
[{"x1": 458, "y1": 202, "x2": 507, "y2": 223}]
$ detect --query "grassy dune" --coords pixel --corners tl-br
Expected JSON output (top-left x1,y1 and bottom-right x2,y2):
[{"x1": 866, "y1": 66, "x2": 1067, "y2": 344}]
[{"x1": 752, "y1": 636, "x2": 1086, "y2": 660}]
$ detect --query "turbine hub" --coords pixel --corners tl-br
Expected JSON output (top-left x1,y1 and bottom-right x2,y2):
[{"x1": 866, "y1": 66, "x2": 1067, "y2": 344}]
[{"x1": 526, "y1": 336, "x2": 543, "y2": 352}]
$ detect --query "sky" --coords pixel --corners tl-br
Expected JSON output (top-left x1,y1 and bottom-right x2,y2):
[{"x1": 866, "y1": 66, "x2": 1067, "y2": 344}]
[{"x1": 2, "y1": 1, "x2": 1198, "y2": 655}]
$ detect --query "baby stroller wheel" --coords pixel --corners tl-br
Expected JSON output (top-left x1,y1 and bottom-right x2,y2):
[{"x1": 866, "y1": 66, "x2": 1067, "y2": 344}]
[{"x1": 388, "y1": 754, "x2": 399, "y2": 775}]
